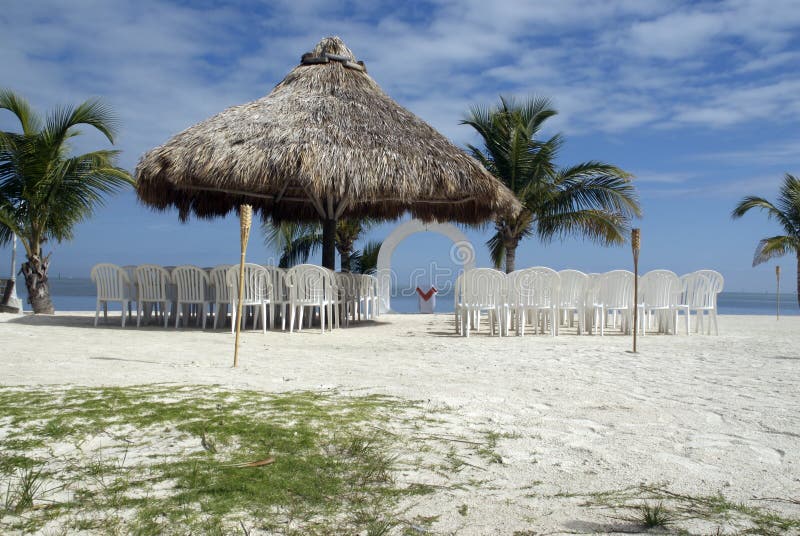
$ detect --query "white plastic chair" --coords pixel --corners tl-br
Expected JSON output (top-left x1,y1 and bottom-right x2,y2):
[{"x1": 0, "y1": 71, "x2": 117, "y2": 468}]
[
  {"x1": 209, "y1": 265, "x2": 232, "y2": 329},
  {"x1": 592, "y1": 270, "x2": 635, "y2": 336},
  {"x1": 264, "y1": 265, "x2": 290, "y2": 331},
  {"x1": 134, "y1": 264, "x2": 174, "y2": 327},
  {"x1": 285, "y1": 264, "x2": 339, "y2": 333},
  {"x1": 226, "y1": 264, "x2": 273, "y2": 334},
  {"x1": 557, "y1": 269, "x2": 589, "y2": 335},
  {"x1": 639, "y1": 270, "x2": 681, "y2": 335},
  {"x1": 355, "y1": 274, "x2": 379, "y2": 321},
  {"x1": 457, "y1": 268, "x2": 506, "y2": 337},
  {"x1": 454, "y1": 273, "x2": 464, "y2": 333},
  {"x1": 334, "y1": 272, "x2": 359, "y2": 327},
  {"x1": 367, "y1": 275, "x2": 380, "y2": 319},
  {"x1": 507, "y1": 267, "x2": 560, "y2": 336},
  {"x1": 172, "y1": 265, "x2": 212, "y2": 329},
  {"x1": 91, "y1": 263, "x2": 134, "y2": 327},
  {"x1": 690, "y1": 270, "x2": 724, "y2": 335},
  {"x1": 121, "y1": 265, "x2": 138, "y2": 320}
]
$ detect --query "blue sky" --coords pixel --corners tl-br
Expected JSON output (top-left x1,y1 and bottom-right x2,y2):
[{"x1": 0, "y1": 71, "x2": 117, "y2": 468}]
[{"x1": 1, "y1": 0, "x2": 799, "y2": 292}]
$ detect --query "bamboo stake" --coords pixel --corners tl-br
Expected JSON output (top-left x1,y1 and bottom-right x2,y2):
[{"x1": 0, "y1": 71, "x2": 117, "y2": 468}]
[
  {"x1": 631, "y1": 228, "x2": 641, "y2": 353},
  {"x1": 776, "y1": 265, "x2": 781, "y2": 321},
  {"x1": 233, "y1": 204, "x2": 253, "y2": 368}
]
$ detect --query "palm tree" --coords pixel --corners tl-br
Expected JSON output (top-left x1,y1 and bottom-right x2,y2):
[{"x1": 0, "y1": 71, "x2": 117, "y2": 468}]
[
  {"x1": 0, "y1": 90, "x2": 134, "y2": 313},
  {"x1": 263, "y1": 219, "x2": 376, "y2": 272},
  {"x1": 462, "y1": 96, "x2": 641, "y2": 272},
  {"x1": 732, "y1": 173, "x2": 800, "y2": 306}
]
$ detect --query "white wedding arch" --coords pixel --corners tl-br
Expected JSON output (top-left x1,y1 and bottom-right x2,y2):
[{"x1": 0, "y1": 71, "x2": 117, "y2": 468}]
[{"x1": 376, "y1": 219, "x2": 475, "y2": 313}]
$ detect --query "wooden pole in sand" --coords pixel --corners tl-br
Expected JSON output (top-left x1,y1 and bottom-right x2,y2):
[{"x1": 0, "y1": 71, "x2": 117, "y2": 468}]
[
  {"x1": 631, "y1": 228, "x2": 641, "y2": 353},
  {"x1": 776, "y1": 265, "x2": 781, "y2": 320},
  {"x1": 233, "y1": 204, "x2": 253, "y2": 368}
]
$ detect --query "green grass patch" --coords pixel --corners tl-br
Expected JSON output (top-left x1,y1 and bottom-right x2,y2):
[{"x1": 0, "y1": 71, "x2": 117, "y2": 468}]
[
  {"x1": 0, "y1": 385, "x2": 438, "y2": 534},
  {"x1": 575, "y1": 484, "x2": 800, "y2": 535}
]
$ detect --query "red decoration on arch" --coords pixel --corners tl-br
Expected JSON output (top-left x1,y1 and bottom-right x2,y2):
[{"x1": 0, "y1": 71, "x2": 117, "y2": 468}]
[{"x1": 416, "y1": 287, "x2": 437, "y2": 301}]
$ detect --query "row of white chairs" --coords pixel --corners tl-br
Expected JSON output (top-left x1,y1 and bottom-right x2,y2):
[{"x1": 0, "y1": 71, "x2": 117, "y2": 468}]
[
  {"x1": 90, "y1": 263, "x2": 379, "y2": 332},
  {"x1": 455, "y1": 268, "x2": 724, "y2": 337}
]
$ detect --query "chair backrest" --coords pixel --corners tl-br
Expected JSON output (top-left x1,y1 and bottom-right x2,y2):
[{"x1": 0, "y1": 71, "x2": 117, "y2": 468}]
[
  {"x1": 597, "y1": 270, "x2": 634, "y2": 309},
  {"x1": 209, "y1": 265, "x2": 233, "y2": 303},
  {"x1": 461, "y1": 268, "x2": 506, "y2": 307},
  {"x1": 359, "y1": 274, "x2": 378, "y2": 299},
  {"x1": 558, "y1": 269, "x2": 589, "y2": 308},
  {"x1": 454, "y1": 273, "x2": 463, "y2": 307},
  {"x1": 507, "y1": 267, "x2": 560, "y2": 308},
  {"x1": 335, "y1": 272, "x2": 358, "y2": 300},
  {"x1": 585, "y1": 273, "x2": 602, "y2": 306},
  {"x1": 91, "y1": 263, "x2": 130, "y2": 300},
  {"x1": 263, "y1": 265, "x2": 289, "y2": 302},
  {"x1": 172, "y1": 265, "x2": 210, "y2": 302},
  {"x1": 286, "y1": 264, "x2": 333, "y2": 303},
  {"x1": 226, "y1": 264, "x2": 272, "y2": 305},
  {"x1": 640, "y1": 270, "x2": 680, "y2": 307},
  {"x1": 688, "y1": 270, "x2": 724, "y2": 308},
  {"x1": 134, "y1": 264, "x2": 171, "y2": 302}
]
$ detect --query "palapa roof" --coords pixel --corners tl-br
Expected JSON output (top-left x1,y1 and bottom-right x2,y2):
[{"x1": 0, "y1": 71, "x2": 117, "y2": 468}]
[{"x1": 135, "y1": 36, "x2": 520, "y2": 224}]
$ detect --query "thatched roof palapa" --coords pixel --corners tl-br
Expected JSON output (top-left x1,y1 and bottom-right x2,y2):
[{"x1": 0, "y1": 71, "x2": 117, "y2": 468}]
[{"x1": 135, "y1": 36, "x2": 520, "y2": 225}]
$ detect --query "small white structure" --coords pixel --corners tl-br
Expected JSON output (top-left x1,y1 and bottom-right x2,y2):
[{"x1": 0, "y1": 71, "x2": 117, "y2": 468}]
[
  {"x1": 376, "y1": 219, "x2": 475, "y2": 313},
  {"x1": 417, "y1": 286, "x2": 437, "y2": 313}
]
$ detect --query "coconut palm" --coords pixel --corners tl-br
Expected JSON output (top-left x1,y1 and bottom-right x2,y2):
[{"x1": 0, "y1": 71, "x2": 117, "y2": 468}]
[
  {"x1": 0, "y1": 90, "x2": 134, "y2": 313},
  {"x1": 462, "y1": 96, "x2": 641, "y2": 272},
  {"x1": 732, "y1": 173, "x2": 800, "y2": 306},
  {"x1": 264, "y1": 219, "x2": 376, "y2": 272}
]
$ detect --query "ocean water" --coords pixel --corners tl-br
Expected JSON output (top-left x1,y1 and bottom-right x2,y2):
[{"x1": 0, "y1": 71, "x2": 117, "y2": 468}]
[{"x1": 9, "y1": 277, "x2": 800, "y2": 316}]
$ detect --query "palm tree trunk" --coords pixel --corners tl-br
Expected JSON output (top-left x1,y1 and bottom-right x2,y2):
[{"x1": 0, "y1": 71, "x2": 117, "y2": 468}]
[
  {"x1": 505, "y1": 245, "x2": 517, "y2": 273},
  {"x1": 322, "y1": 218, "x2": 337, "y2": 270},
  {"x1": 21, "y1": 254, "x2": 54, "y2": 314},
  {"x1": 796, "y1": 252, "x2": 799, "y2": 308}
]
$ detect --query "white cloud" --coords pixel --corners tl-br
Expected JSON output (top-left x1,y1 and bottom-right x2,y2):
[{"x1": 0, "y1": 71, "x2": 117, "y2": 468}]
[
  {"x1": 625, "y1": 11, "x2": 726, "y2": 60},
  {"x1": 673, "y1": 79, "x2": 800, "y2": 128}
]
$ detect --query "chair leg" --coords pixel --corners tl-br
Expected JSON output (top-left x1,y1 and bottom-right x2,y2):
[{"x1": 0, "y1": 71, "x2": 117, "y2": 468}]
[
  {"x1": 95, "y1": 301, "x2": 101, "y2": 327},
  {"x1": 175, "y1": 301, "x2": 181, "y2": 328},
  {"x1": 121, "y1": 301, "x2": 127, "y2": 327}
]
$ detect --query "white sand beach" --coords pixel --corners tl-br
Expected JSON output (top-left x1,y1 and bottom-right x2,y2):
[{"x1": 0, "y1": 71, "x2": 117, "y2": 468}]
[{"x1": 1, "y1": 312, "x2": 798, "y2": 534}]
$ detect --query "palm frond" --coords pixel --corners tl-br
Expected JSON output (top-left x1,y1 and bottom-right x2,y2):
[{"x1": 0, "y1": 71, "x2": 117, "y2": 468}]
[
  {"x1": 0, "y1": 89, "x2": 42, "y2": 134},
  {"x1": 537, "y1": 209, "x2": 629, "y2": 245},
  {"x1": 262, "y1": 221, "x2": 323, "y2": 267},
  {"x1": 44, "y1": 98, "x2": 118, "y2": 148},
  {"x1": 486, "y1": 229, "x2": 505, "y2": 270},
  {"x1": 732, "y1": 195, "x2": 796, "y2": 236},
  {"x1": 548, "y1": 168, "x2": 641, "y2": 218},
  {"x1": 352, "y1": 239, "x2": 382, "y2": 274},
  {"x1": 752, "y1": 236, "x2": 799, "y2": 266}
]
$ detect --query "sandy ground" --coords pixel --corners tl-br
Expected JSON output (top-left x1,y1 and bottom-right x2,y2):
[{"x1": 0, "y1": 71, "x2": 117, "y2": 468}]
[{"x1": 1, "y1": 311, "x2": 799, "y2": 534}]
